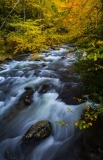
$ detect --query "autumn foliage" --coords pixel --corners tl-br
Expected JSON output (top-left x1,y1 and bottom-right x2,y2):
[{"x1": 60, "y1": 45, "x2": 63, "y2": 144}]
[{"x1": 0, "y1": 0, "x2": 102, "y2": 54}]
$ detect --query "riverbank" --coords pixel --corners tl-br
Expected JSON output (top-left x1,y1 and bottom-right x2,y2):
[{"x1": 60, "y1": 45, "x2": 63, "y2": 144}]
[{"x1": 0, "y1": 54, "x2": 13, "y2": 62}]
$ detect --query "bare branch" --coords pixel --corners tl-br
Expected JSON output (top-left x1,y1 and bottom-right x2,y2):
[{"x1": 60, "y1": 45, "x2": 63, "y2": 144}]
[{"x1": 0, "y1": 0, "x2": 20, "y2": 30}]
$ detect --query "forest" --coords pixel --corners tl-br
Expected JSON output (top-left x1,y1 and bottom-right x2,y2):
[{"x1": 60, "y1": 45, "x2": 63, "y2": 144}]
[
  {"x1": 0, "y1": 0, "x2": 103, "y2": 54},
  {"x1": 0, "y1": 1, "x2": 103, "y2": 159},
  {"x1": 0, "y1": 0, "x2": 103, "y2": 124}
]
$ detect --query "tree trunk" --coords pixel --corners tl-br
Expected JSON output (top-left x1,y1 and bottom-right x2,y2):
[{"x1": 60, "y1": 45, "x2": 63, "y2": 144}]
[
  {"x1": 100, "y1": 0, "x2": 103, "y2": 39},
  {"x1": 22, "y1": 0, "x2": 26, "y2": 22}
]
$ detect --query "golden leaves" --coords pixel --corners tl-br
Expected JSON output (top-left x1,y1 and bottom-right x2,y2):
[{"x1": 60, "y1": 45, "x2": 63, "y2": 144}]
[
  {"x1": 94, "y1": 53, "x2": 97, "y2": 61},
  {"x1": 55, "y1": 121, "x2": 69, "y2": 127}
]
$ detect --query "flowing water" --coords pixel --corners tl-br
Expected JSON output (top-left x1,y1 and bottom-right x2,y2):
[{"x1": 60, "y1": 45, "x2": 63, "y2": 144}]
[{"x1": 0, "y1": 45, "x2": 88, "y2": 160}]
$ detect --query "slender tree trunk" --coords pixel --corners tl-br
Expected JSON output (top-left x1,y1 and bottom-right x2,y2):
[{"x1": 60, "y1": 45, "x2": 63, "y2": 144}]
[
  {"x1": 22, "y1": 0, "x2": 26, "y2": 22},
  {"x1": 39, "y1": 0, "x2": 43, "y2": 19},
  {"x1": 0, "y1": 0, "x2": 20, "y2": 29},
  {"x1": 100, "y1": 0, "x2": 103, "y2": 39}
]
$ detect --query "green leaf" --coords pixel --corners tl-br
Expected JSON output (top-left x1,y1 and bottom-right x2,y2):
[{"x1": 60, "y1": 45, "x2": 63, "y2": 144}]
[
  {"x1": 98, "y1": 46, "x2": 103, "y2": 52},
  {"x1": 100, "y1": 54, "x2": 103, "y2": 58},
  {"x1": 79, "y1": 124, "x2": 83, "y2": 130}
]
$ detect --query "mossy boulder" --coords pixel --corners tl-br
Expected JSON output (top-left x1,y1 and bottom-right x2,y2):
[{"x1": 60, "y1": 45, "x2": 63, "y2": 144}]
[{"x1": 23, "y1": 120, "x2": 52, "y2": 141}]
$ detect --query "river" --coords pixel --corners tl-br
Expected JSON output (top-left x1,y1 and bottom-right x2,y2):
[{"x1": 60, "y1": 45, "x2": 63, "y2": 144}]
[{"x1": 0, "y1": 45, "x2": 89, "y2": 160}]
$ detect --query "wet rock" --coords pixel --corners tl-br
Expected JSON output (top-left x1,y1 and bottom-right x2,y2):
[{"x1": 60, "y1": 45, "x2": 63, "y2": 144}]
[
  {"x1": 0, "y1": 60, "x2": 4, "y2": 63},
  {"x1": 61, "y1": 45, "x2": 69, "y2": 49},
  {"x1": 61, "y1": 56, "x2": 66, "y2": 59},
  {"x1": 42, "y1": 49, "x2": 48, "y2": 53},
  {"x1": 5, "y1": 57, "x2": 13, "y2": 61},
  {"x1": 38, "y1": 84, "x2": 52, "y2": 94},
  {"x1": 20, "y1": 89, "x2": 34, "y2": 105},
  {"x1": 34, "y1": 59, "x2": 41, "y2": 61},
  {"x1": 0, "y1": 65, "x2": 7, "y2": 70},
  {"x1": 51, "y1": 44, "x2": 60, "y2": 50},
  {"x1": 35, "y1": 69, "x2": 40, "y2": 76},
  {"x1": 56, "y1": 64, "x2": 76, "y2": 83},
  {"x1": 70, "y1": 48, "x2": 77, "y2": 52},
  {"x1": 24, "y1": 99, "x2": 32, "y2": 105},
  {"x1": 67, "y1": 74, "x2": 81, "y2": 83},
  {"x1": 41, "y1": 62, "x2": 47, "y2": 67},
  {"x1": 0, "y1": 89, "x2": 34, "y2": 122},
  {"x1": 68, "y1": 43, "x2": 76, "y2": 47},
  {"x1": 57, "y1": 82, "x2": 87, "y2": 105},
  {"x1": 23, "y1": 120, "x2": 52, "y2": 141},
  {"x1": 5, "y1": 149, "x2": 17, "y2": 160},
  {"x1": 24, "y1": 86, "x2": 33, "y2": 90},
  {"x1": 29, "y1": 63, "x2": 40, "y2": 70},
  {"x1": 21, "y1": 89, "x2": 34, "y2": 99},
  {"x1": 67, "y1": 53, "x2": 74, "y2": 58},
  {"x1": 45, "y1": 53, "x2": 50, "y2": 57}
]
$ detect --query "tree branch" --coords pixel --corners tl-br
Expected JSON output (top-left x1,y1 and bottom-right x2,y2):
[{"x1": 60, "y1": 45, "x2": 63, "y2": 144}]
[{"x1": 0, "y1": 0, "x2": 20, "y2": 30}]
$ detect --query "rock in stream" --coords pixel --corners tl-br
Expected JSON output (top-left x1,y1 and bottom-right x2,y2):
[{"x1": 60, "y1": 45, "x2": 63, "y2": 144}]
[{"x1": 23, "y1": 120, "x2": 52, "y2": 141}]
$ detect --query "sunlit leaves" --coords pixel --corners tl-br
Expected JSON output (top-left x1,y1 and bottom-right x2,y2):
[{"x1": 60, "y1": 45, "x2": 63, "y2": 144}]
[
  {"x1": 55, "y1": 104, "x2": 103, "y2": 130},
  {"x1": 74, "y1": 105, "x2": 103, "y2": 130},
  {"x1": 0, "y1": 0, "x2": 103, "y2": 56},
  {"x1": 55, "y1": 121, "x2": 69, "y2": 127}
]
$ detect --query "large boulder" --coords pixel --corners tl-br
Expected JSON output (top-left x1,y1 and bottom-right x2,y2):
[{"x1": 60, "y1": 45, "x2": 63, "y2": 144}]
[
  {"x1": 57, "y1": 82, "x2": 87, "y2": 105},
  {"x1": 23, "y1": 120, "x2": 52, "y2": 141}
]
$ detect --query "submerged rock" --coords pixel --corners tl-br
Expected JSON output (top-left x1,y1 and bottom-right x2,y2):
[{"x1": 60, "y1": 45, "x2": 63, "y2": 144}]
[
  {"x1": 5, "y1": 149, "x2": 18, "y2": 160},
  {"x1": 23, "y1": 120, "x2": 52, "y2": 141}
]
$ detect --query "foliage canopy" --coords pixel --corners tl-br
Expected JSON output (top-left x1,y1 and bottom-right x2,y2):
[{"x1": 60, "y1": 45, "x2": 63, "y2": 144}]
[{"x1": 0, "y1": 0, "x2": 102, "y2": 55}]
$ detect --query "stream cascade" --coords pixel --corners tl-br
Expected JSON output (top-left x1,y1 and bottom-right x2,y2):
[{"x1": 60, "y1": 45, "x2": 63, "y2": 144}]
[{"x1": 0, "y1": 45, "x2": 89, "y2": 160}]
